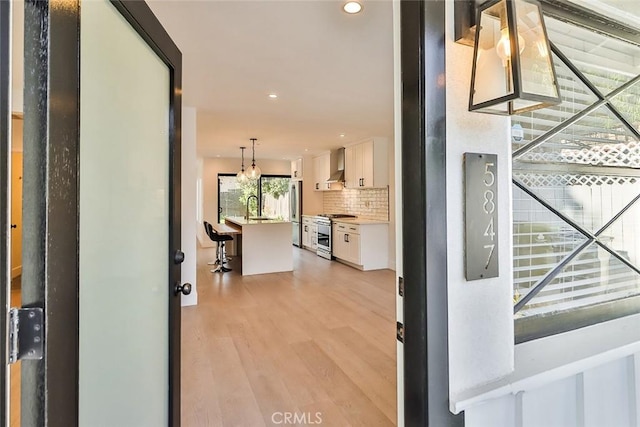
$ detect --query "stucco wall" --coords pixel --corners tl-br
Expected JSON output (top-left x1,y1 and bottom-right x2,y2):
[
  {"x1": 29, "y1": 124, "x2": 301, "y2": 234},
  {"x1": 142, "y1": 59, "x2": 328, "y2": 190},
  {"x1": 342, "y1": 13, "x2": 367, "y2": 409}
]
[{"x1": 444, "y1": 0, "x2": 515, "y2": 399}]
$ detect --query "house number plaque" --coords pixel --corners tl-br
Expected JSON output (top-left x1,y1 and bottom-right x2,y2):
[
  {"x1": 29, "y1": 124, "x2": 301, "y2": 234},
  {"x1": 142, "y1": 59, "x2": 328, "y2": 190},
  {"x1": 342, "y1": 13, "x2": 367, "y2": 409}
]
[{"x1": 464, "y1": 153, "x2": 499, "y2": 281}]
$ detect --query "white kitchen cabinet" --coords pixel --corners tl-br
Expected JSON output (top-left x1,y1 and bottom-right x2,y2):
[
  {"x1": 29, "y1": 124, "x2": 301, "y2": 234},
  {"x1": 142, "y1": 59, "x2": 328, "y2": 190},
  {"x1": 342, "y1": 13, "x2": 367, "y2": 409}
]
[
  {"x1": 312, "y1": 153, "x2": 341, "y2": 191},
  {"x1": 344, "y1": 138, "x2": 388, "y2": 189},
  {"x1": 333, "y1": 227, "x2": 349, "y2": 261},
  {"x1": 332, "y1": 221, "x2": 388, "y2": 270},
  {"x1": 302, "y1": 216, "x2": 315, "y2": 251},
  {"x1": 291, "y1": 158, "x2": 303, "y2": 181},
  {"x1": 302, "y1": 222, "x2": 311, "y2": 248},
  {"x1": 346, "y1": 231, "x2": 361, "y2": 265}
]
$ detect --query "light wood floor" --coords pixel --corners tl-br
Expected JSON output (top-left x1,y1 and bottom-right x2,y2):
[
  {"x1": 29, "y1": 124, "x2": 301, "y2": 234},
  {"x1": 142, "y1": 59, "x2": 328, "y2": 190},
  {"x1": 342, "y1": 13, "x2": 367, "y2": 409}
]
[
  {"x1": 7, "y1": 248, "x2": 397, "y2": 426},
  {"x1": 182, "y1": 246, "x2": 397, "y2": 426}
]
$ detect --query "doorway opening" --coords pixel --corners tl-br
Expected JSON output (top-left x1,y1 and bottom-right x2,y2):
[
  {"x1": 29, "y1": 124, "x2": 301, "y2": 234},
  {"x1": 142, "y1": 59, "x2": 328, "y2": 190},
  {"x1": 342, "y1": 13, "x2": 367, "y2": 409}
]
[{"x1": 149, "y1": 0, "x2": 401, "y2": 424}]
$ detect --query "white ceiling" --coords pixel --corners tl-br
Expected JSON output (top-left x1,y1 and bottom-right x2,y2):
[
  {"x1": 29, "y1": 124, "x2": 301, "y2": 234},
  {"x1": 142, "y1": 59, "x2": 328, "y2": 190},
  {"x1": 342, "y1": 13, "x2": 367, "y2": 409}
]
[{"x1": 147, "y1": 0, "x2": 395, "y2": 160}]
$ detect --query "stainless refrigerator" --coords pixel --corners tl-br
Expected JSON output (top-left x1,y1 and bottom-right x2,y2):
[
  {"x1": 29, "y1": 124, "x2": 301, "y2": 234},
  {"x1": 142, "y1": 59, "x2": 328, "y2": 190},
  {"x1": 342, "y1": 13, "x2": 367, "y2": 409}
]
[{"x1": 290, "y1": 181, "x2": 302, "y2": 247}]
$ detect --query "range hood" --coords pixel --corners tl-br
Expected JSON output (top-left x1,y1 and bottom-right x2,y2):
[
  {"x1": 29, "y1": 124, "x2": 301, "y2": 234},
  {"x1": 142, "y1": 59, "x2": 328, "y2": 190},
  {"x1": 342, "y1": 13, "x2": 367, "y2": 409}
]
[{"x1": 326, "y1": 148, "x2": 345, "y2": 183}]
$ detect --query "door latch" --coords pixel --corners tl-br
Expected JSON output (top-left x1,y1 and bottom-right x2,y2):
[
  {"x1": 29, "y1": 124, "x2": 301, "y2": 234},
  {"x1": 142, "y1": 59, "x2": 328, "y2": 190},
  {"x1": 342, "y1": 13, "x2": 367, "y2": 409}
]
[
  {"x1": 398, "y1": 276, "x2": 404, "y2": 297},
  {"x1": 9, "y1": 307, "x2": 44, "y2": 364},
  {"x1": 396, "y1": 321, "x2": 404, "y2": 343}
]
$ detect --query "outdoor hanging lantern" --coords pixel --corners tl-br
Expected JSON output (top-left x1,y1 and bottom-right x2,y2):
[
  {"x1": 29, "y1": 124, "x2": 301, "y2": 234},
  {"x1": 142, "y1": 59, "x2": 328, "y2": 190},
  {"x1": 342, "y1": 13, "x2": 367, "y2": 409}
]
[{"x1": 468, "y1": 0, "x2": 561, "y2": 115}]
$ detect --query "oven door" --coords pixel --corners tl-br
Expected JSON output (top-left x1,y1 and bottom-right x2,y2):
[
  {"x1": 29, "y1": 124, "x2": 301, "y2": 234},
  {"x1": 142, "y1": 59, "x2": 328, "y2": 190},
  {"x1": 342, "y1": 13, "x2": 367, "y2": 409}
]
[{"x1": 316, "y1": 221, "x2": 331, "y2": 258}]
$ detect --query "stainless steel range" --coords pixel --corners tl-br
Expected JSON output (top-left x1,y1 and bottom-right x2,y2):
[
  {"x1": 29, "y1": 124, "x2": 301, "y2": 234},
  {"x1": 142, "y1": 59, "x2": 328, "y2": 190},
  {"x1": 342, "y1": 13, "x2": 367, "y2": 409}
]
[{"x1": 314, "y1": 214, "x2": 357, "y2": 259}]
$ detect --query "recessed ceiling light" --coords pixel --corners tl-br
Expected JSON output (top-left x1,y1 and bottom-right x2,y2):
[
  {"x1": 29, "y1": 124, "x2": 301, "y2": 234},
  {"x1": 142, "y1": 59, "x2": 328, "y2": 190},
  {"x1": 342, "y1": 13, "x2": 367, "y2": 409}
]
[
  {"x1": 216, "y1": 154, "x2": 221, "y2": 157},
  {"x1": 304, "y1": 148, "x2": 309, "y2": 152},
  {"x1": 339, "y1": 133, "x2": 345, "y2": 138},
  {"x1": 343, "y1": 1, "x2": 362, "y2": 14},
  {"x1": 268, "y1": 93, "x2": 278, "y2": 99}
]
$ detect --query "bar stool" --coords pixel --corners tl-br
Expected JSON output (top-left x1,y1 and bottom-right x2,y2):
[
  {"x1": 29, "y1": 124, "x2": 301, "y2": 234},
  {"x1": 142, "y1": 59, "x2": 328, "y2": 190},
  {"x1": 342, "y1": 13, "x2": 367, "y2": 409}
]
[
  {"x1": 203, "y1": 222, "x2": 231, "y2": 265},
  {"x1": 204, "y1": 221, "x2": 233, "y2": 273}
]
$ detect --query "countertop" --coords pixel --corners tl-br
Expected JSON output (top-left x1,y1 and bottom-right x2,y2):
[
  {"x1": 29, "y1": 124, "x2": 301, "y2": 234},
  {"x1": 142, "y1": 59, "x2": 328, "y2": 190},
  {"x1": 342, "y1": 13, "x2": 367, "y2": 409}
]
[
  {"x1": 225, "y1": 216, "x2": 291, "y2": 226},
  {"x1": 331, "y1": 218, "x2": 389, "y2": 225},
  {"x1": 300, "y1": 214, "x2": 389, "y2": 225}
]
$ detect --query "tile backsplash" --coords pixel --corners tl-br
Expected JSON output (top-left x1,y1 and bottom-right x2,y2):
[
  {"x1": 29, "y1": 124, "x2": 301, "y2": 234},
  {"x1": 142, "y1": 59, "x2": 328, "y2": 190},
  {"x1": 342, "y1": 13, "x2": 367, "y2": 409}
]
[{"x1": 323, "y1": 187, "x2": 389, "y2": 221}]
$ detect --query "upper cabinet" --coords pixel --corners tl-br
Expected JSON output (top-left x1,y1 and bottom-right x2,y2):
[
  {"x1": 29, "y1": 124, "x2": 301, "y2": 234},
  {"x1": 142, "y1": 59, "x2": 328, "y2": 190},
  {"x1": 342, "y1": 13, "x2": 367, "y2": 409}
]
[
  {"x1": 291, "y1": 158, "x2": 303, "y2": 181},
  {"x1": 344, "y1": 138, "x2": 388, "y2": 189},
  {"x1": 312, "y1": 153, "x2": 343, "y2": 191}
]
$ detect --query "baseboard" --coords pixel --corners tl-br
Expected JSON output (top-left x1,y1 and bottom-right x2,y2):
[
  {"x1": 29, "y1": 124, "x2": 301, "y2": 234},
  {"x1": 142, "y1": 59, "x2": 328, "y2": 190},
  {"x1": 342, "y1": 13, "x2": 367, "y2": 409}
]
[
  {"x1": 181, "y1": 291, "x2": 198, "y2": 307},
  {"x1": 11, "y1": 265, "x2": 21, "y2": 279}
]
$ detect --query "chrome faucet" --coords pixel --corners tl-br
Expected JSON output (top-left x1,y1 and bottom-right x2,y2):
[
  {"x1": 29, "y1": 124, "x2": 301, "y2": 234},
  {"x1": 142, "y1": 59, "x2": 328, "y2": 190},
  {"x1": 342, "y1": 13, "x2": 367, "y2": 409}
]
[{"x1": 246, "y1": 194, "x2": 259, "y2": 220}]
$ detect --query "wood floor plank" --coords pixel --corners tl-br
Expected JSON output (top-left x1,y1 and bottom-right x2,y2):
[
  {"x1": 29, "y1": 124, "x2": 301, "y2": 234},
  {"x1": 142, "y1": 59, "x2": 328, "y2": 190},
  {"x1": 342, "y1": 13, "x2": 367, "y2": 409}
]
[
  {"x1": 184, "y1": 246, "x2": 397, "y2": 426},
  {"x1": 314, "y1": 326, "x2": 397, "y2": 422},
  {"x1": 292, "y1": 340, "x2": 394, "y2": 427},
  {"x1": 240, "y1": 308, "x2": 333, "y2": 409},
  {"x1": 203, "y1": 336, "x2": 265, "y2": 427}
]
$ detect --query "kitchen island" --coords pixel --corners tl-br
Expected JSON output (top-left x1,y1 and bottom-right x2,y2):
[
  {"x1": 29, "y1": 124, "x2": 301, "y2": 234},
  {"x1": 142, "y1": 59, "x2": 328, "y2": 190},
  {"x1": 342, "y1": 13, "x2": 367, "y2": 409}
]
[{"x1": 224, "y1": 216, "x2": 293, "y2": 276}]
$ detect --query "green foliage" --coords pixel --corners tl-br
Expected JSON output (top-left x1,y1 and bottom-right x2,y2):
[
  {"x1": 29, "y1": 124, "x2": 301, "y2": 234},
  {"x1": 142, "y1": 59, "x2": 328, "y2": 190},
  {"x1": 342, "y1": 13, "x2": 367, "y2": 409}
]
[
  {"x1": 234, "y1": 176, "x2": 290, "y2": 218},
  {"x1": 238, "y1": 179, "x2": 259, "y2": 217},
  {"x1": 262, "y1": 178, "x2": 290, "y2": 199}
]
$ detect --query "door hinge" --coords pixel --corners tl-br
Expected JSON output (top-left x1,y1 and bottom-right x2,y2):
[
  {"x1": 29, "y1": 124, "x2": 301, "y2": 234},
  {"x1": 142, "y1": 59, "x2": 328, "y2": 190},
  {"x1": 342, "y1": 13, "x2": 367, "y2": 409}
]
[
  {"x1": 9, "y1": 307, "x2": 44, "y2": 364},
  {"x1": 396, "y1": 321, "x2": 404, "y2": 343},
  {"x1": 398, "y1": 276, "x2": 404, "y2": 297}
]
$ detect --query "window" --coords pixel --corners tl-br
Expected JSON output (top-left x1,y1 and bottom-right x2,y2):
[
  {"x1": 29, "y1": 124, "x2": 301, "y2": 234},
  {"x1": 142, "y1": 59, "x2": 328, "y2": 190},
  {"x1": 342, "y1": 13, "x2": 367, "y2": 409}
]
[
  {"x1": 512, "y1": 16, "x2": 640, "y2": 342},
  {"x1": 217, "y1": 174, "x2": 291, "y2": 223}
]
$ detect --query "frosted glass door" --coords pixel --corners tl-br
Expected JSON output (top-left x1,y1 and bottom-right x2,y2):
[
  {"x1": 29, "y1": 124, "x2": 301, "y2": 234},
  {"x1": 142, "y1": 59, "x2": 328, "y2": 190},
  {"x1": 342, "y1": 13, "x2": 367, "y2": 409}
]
[
  {"x1": 79, "y1": 1, "x2": 170, "y2": 425},
  {"x1": 0, "y1": 1, "x2": 9, "y2": 424}
]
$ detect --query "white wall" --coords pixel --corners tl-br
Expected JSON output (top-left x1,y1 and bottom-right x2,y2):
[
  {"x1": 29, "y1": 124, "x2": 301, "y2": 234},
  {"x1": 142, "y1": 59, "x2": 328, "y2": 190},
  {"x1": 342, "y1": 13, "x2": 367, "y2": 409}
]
[
  {"x1": 387, "y1": 141, "x2": 396, "y2": 271},
  {"x1": 444, "y1": 0, "x2": 515, "y2": 400},
  {"x1": 181, "y1": 107, "x2": 197, "y2": 306},
  {"x1": 11, "y1": 0, "x2": 24, "y2": 113}
]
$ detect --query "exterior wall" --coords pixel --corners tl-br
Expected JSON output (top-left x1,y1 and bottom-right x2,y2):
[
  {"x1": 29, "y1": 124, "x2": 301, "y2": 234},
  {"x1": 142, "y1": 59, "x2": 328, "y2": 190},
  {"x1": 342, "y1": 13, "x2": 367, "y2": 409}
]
[
  {"x1": 443, "y1": 4, "x2": 640, "y2": 426},
  {"x1": 466, "y1": 352, "x2": 640, "y2": 427},
  {"x1": 444, "y1": 0, "x2": 515, "y2": 399}
]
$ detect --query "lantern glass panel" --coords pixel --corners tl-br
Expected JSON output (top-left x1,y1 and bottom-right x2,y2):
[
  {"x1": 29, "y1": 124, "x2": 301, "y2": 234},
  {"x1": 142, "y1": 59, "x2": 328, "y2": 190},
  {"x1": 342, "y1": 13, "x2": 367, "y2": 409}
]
[
  {"x1": 514, "y1": 0, "x2": 559, "y2": 98},
  {"x1": 471, "y1": 0, "x2": 515, "y2": 107}
]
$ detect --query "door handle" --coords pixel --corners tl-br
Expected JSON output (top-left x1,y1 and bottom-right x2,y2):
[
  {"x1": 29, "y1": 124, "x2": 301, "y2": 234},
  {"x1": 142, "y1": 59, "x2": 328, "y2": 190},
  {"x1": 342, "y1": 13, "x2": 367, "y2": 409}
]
[
  {"x1": 344, "y1": 234, "x2": 349, "y2": 242},
  {"x1": 11, "y1": 224, "x2": 17, "y2": 229},
  {"x1": 175, "y1": 282, "x2": 192, "y2": 296},
  {"x1": 174, "y1": 250, "x2": 185, "y2": 264},
  {"x1": 315, "y1": 183, "x2": 319, "y2": 190}
]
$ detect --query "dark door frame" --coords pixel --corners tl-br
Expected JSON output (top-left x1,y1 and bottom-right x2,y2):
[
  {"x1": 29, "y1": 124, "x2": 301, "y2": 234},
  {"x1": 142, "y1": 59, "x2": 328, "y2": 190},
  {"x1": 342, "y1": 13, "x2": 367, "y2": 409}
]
[
  {"x1": 401, "y1": 1, "x2": 464, "y2": 425},
  {"x1": 0, "y1": 0, "x2": 10, "y2": 424},
  {"x1": 21, "y1": 0, "x2": 182, "y2": 425}
]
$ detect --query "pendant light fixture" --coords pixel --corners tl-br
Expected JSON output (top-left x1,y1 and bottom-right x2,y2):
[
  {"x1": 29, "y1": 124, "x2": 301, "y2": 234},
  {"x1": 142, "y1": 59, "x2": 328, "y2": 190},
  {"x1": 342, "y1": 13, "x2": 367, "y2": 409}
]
[
  {"x1": 237, "y1": 146, "x2": 248, "y2": 183},
  {"x1": 247, "y1": 138, "x2": 262, "y2": 180},
  {"x1": 467, "y1": 0, "x2": 561, "y2": 115}
]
